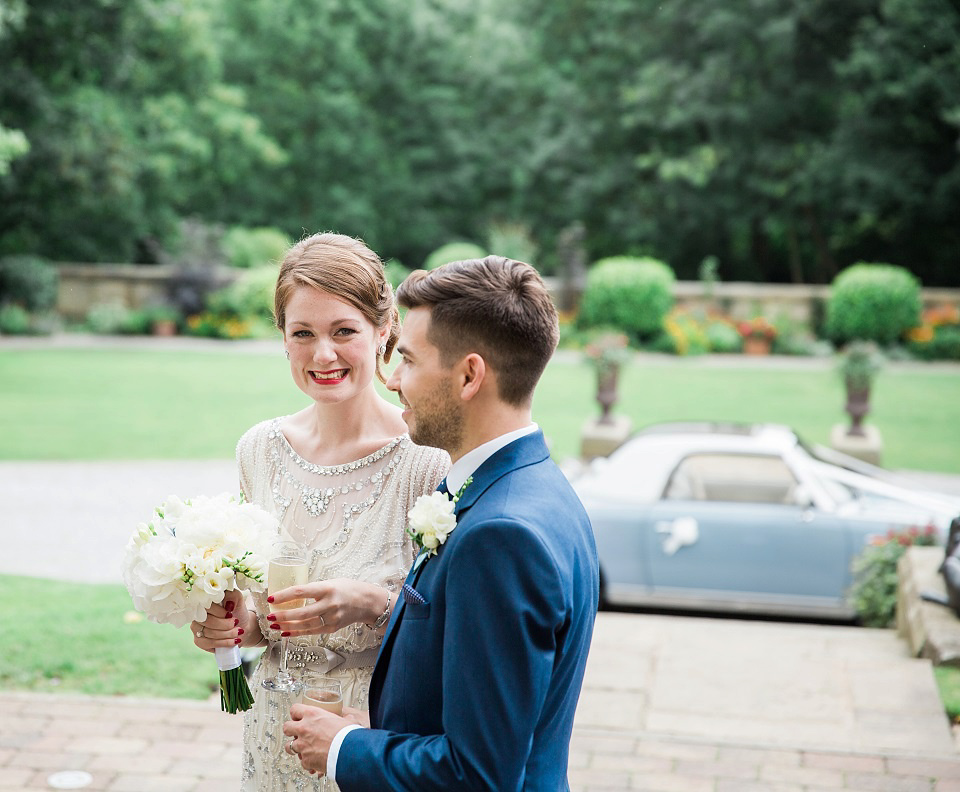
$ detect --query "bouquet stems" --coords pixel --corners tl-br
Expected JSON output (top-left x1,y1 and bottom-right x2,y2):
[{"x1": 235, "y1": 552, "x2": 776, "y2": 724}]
[{"x1": 215, "y1": 646, "x2": 255, "y2": 714}]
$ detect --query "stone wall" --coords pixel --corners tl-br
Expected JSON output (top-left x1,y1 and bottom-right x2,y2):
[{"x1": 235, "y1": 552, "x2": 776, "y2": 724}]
[
  {"x1": 54, "y1": 263, "x2": 960, "y2": 323},
  {"x1": 898, "y1": 546, "x2": 960, "y2": 667},
  {"x1": 55, "y1": 263, "x2": 236, "y2": 320}
]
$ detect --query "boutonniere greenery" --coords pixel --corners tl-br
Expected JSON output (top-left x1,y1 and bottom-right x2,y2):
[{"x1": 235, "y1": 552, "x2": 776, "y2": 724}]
[{"x1": 407, "y1": 477, "x2": 472, "y2": 557}]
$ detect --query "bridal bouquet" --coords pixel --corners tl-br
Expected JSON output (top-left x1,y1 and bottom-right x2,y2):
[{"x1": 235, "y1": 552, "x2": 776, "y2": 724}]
[{"x1": 122, "y1": 493, "x2": 278, "y2": 713}]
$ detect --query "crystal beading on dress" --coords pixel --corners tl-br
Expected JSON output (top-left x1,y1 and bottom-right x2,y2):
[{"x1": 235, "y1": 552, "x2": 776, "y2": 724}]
[{"x1": 236, "y1": 416, "x2": 448, "y2": 792}]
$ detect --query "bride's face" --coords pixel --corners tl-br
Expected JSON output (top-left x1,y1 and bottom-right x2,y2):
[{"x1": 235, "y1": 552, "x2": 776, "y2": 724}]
[{"x1": 282, "y1": 286, "x2": 386, "y2": 404}]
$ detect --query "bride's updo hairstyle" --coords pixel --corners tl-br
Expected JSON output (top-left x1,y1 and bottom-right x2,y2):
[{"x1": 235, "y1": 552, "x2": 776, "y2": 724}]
[{"x1": 274, "y1": 232, "x2": 400, "y2": 384}]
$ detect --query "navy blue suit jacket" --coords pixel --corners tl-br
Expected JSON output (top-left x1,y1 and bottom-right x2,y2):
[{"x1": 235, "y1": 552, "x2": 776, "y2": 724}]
[{"x1": 336, "y1": 430, "x2": 599, "y2": 790}]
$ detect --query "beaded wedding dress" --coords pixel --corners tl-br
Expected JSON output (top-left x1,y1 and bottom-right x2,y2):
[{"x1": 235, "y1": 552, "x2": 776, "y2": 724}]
[{"x1": 236, "y1": 417, "x2": 448, "y2": 791}]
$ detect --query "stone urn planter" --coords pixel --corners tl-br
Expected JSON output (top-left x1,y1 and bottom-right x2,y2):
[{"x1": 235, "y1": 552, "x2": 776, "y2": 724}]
[{"x1": 840, "y1": 341, "x2": 883, "y2": 437}]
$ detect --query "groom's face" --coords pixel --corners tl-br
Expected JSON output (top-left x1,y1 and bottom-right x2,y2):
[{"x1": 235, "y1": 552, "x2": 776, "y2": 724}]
[{"x1": 387, "y1": 307, "x2": 463, "y2": 454}]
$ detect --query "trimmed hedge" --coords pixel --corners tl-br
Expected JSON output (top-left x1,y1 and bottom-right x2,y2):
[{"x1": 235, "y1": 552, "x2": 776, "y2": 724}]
[
  {"x1": 825, "y1": 263, "x2": 921, "y2": 346},
  {"x1": 578, "y1": 256, "x2": 675, "y2": 341}
]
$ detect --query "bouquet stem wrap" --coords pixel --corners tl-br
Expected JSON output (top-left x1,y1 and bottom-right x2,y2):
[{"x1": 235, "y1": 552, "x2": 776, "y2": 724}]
[{"x1": 215, "y1": 646, "x2": 254, "y2": 714}]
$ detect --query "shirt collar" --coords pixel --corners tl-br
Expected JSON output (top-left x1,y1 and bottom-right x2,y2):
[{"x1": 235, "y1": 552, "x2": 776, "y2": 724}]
[{"x1": 445, "y1": 423, "x2": 538, "y2": 497}]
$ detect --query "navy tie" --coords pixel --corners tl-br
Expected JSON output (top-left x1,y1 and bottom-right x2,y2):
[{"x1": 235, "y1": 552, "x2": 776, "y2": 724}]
[{"x1": 437, "y1": 479, "x2": 449, "y2": 496}]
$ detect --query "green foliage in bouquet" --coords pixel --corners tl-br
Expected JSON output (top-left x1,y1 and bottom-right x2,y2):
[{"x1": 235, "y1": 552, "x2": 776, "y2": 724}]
[
  {"x1": 825, "y1": 263, "x2": 922, "y2": 346},
  {"x1": 848, "y1": 525, "x2": 938, "y2": 627},
  {"x1": 578, "y1": 256, "x2": 675, "y2": 342}
]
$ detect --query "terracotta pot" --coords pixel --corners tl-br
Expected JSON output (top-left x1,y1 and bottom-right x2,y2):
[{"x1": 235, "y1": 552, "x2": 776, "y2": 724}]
[
  {"x1": 743, "y1": 336, "x2": 772, "y2": 356},
  {"x1": 151, "y1": 319, "x2": 177, "y2": 337}
]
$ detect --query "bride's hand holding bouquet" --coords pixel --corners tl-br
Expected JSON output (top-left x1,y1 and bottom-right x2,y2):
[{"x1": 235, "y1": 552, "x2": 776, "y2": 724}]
[{"x1": 121, "y1": 492, "x2": 278, "y2": 713}]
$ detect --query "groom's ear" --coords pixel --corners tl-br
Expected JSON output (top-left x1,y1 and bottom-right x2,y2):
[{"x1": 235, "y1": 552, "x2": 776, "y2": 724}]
[{"x1": 456, "y1": 352, "x2": 486, "y2": 402}]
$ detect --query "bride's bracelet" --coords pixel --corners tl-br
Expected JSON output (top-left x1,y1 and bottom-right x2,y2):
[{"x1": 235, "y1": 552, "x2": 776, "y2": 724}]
[{"x1": 366, "y1": 590, "x2": 392, "y2": 630}]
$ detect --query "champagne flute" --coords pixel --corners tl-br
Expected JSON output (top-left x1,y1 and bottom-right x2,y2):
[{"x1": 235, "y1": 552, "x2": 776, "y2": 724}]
[
  {"x1": 261, "y1": 541, "x2": 309, "y2": 693},
  {"x1": 300, "y1": 677, "x2": 343, "y2": 790},
  {"x1": 301, "y1": 676, "x2": 343, "y2": 715}
]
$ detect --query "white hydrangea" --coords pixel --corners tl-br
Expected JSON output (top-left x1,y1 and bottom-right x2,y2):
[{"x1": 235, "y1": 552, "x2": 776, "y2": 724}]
[{"x1": 122, "y1": 493, "x2": 279, "y2": 628}]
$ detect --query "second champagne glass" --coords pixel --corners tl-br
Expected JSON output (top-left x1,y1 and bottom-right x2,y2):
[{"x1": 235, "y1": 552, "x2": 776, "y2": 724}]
[
  {"x1": 300, "y1": 677, "x2": 343, "y2": 790},
  {"x1": 261, "y1": 541, "x2": 309, "y2": 693}
]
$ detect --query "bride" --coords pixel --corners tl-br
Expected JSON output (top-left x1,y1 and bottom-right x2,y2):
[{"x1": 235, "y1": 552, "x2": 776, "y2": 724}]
[{"x1": 190, "y1": 232, "x2": 448, "y2": 790}]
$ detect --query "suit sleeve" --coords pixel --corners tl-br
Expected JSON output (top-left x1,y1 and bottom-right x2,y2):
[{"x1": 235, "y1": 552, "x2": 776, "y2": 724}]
[{"x1": 336, "y1": 518, "x2": 565, "y2": 791}]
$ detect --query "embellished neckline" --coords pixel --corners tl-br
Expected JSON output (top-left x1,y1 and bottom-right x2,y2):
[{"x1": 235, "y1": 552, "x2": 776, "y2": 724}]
[{"x1": 270, "y1": 418, "x2": 407, "y2": 475}]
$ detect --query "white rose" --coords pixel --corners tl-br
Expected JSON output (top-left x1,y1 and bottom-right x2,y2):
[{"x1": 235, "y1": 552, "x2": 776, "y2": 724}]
[{"x1": 408, "y1": 491, "x2": 457, "y2": 556}]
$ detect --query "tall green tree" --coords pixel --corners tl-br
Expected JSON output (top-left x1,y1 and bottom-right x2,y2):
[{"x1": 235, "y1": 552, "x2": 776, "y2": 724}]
[
  {"x1": 0, "y1": 0, "x2": 284, "y2": 262},
  {"x1": 214, "y1": 0, "x2": 544, "y2": 266}
]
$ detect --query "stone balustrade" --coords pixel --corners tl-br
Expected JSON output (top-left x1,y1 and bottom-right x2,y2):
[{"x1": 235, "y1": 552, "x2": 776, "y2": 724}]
[{"x1": 53, "y1": 262, "x2": 960, "y2": 323}]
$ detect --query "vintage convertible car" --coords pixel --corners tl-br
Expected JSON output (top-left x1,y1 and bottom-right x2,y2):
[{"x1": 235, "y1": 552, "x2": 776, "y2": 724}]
[{"x1": 568, "y1": 422, "x2": 960, "y2": 620}]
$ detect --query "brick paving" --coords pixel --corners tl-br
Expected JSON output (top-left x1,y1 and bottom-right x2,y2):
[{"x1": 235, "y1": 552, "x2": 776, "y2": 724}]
[
  {"x1": 3, "y1": 610, "x2": 960, "y2": 791},
  {"x1": 2, "y1": 688, "x2": 960, "y2": 792}
]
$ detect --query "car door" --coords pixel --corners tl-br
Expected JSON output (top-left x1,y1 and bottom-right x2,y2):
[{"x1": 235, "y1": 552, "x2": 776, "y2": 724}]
[{"x1": 643, "y1": 452, "x2": 853, "y2": 615}]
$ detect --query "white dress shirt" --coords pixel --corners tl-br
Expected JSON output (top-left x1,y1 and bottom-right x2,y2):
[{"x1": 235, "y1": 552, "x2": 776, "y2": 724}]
[{"x1": 327, "y1": 424, "x2": 539, "y2": 782}]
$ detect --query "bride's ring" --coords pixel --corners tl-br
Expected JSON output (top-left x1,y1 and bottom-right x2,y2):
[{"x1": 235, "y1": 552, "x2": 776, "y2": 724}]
[
  {"x1": 318, "y1": 615, "x2": 325, "y2": 627},
  {"x1": 195, "y1": 626, "x2": 205, "y2": 639}
]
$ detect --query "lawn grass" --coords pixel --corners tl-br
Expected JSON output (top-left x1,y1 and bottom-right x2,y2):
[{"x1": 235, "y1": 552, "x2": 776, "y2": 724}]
[
  {"x1": 0, "y1": 574, "x2": 216, "y2": 699},
  {"x1": 935, "y1": 666, "x2": 960, "y2": 722},
  {"x1": 1, "y1": 345, "x2": 958, "y2": 472}
]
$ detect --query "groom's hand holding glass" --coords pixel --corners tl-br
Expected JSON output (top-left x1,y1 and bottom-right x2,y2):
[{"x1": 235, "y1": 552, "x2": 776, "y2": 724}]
[{"x1": 284, "y1": 702, "x2": 369, "y2": 776}]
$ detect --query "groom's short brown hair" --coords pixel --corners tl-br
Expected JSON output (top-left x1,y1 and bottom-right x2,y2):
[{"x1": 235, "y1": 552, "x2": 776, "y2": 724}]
[{"x1": 396, "y1": 256, "x2": 559, "y2": 406}]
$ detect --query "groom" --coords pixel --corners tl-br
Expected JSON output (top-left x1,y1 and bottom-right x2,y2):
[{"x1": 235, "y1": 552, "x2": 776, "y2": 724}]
[{"x1": 284, "y1": 256, "x2": 599, "y2": 790}]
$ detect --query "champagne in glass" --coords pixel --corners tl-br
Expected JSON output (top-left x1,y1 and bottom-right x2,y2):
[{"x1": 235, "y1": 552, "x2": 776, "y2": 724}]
[
  {"x1": 261, "y1": 541, "x2": 309, "y2": 693},
  {"x1": 268, "y1": 556, "x2": 309, "y2": 610},
  {"x1": 300, "y1": 676, "x2": 342, "y2": 791},
  {"x1": 301, "y1": 677, "x2": 343, "y2": 715}
]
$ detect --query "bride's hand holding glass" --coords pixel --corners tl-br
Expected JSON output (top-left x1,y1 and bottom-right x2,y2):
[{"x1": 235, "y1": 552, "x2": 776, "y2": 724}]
[{"x1": 267, "y1": 579, "x2": 394, "y2": 638}]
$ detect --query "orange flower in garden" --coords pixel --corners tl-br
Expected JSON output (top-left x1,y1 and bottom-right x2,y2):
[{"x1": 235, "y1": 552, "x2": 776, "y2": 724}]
[
  {"x1": 907, "y1": 324, "x2": 935, "y2": 343},
  {"x1": 737, "y1": 317, "x2": 777, "y2": 341}
]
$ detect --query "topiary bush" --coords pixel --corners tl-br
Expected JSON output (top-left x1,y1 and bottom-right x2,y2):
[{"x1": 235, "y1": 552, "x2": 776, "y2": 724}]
[
  {"x1": 423, "y1": 242, "x2": 487, "y2": 270},
  {"x1": 825, "y1": 263, "x2": 922, "y2": 346},
  {"x1": 577, "y1": 256, "x2": 675, "y2": 342},
  {"x1": 221, "y1": 226, "x2": 291, "y2": 269},
  {"x1": 0, "y1": 255, "x2": 59, "y2": 312}
]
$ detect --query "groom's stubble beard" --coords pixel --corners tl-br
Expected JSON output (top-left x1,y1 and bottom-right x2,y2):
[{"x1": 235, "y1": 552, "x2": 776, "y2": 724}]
[{"x1": 406, "y1": 385, "x2": 464, "y2": 455}]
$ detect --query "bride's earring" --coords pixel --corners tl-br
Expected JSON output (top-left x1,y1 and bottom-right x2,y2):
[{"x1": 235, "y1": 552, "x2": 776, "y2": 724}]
[
  {"x1": 285, "y1": 349, "x2": 290, "y2": 360},
  {"x1": 377, "y1": 343, "x2": 387, "y2": 357}
]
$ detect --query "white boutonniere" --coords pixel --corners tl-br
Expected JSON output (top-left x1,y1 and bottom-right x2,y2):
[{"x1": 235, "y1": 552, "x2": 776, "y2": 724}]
[{"x1": 407, "y1": 477, "x2": 472, "y2": 558}]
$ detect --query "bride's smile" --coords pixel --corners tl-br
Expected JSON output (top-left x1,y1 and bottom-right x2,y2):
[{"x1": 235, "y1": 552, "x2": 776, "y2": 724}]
[{"x1": 283, "y1": 286, "x2": 385, "y2": 402}]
